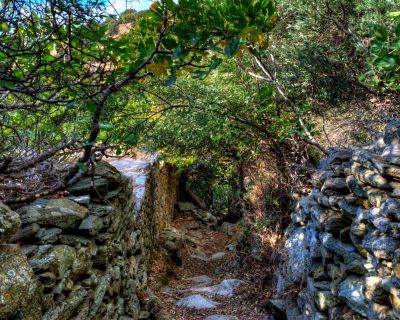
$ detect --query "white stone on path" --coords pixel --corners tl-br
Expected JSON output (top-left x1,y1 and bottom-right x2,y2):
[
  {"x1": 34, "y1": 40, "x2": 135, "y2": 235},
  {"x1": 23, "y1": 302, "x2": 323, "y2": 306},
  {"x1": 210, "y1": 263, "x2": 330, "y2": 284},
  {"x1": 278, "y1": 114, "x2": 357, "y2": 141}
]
[
  {"x1": 205, "y1": 316, "x2": 239, "y2": 320},
  {"x1": 176, "y1": 294, "x2": 218, "y2": 309},
  {"x1": 210, "y1": 252, "x2": 226, "y2": 261},
  {"x1": 191, "y1": 279, "x2": 243, "y2": 297}
]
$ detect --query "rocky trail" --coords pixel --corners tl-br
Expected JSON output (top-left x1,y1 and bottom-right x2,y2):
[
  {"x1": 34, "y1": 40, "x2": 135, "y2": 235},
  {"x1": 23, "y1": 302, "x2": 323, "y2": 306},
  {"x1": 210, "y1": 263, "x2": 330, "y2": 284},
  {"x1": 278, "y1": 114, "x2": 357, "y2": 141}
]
[{"x1": 149, "y1": 206, "x2": 272, "y2": 320}]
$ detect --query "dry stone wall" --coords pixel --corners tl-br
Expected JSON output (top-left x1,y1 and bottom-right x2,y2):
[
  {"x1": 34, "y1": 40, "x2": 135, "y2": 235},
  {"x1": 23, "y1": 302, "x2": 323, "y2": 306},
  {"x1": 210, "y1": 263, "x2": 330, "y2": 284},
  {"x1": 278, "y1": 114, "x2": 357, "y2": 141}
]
[
  {"x1": 0, "y1": 157, "x2": 178, "y2": 320},
  {"x1": 275, "y1": 120, "x2": 400, "y2": 319}
]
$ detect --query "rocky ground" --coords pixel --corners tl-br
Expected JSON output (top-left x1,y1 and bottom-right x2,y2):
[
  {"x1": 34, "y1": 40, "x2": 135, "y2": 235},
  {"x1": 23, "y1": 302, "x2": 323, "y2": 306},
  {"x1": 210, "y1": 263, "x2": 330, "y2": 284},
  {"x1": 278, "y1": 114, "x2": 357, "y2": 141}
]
[{"x1": 149, "y1": 204, "x2": 273, "y2": 320}]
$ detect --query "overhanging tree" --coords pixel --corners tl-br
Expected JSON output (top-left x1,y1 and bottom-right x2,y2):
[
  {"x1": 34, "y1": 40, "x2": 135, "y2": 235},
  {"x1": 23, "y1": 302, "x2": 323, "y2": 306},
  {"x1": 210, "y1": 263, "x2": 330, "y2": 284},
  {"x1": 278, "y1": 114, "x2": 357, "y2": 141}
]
[{"x1": 0, "y1": 0, "x2": 277, "y2": 203}]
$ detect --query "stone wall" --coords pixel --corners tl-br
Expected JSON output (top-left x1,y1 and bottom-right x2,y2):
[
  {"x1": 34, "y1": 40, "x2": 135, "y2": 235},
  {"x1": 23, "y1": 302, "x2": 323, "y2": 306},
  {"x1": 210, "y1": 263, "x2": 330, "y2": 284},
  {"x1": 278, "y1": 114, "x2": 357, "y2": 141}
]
[
  {"x1": 275, "y1": 120, "x2": 400, "y2": 319},
  {"x1": 0, "y1": 157, "x2": 179, "y2": 319}
]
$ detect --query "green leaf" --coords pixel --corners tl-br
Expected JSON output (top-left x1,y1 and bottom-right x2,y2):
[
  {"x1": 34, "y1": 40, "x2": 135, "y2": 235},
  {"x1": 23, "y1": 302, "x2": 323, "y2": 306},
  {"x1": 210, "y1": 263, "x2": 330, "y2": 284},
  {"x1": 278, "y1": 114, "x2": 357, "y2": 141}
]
[
  {"x1": 388, "y1": 11, "x2": 400, "y2": 19},
  {"x1": 99, "y1": 122, "x2": 114, "y2": 131},
  {"x1": 192, "y1": 70, "x2": 209, "y2": 80},
  {"x1": 162, "y1": 37, "x2": 178, "y2": 50},
  {"x1": 77, "y1": 163, "x2": 88, "y2": 173},
  {"x1": 0, "y1": 22, "x2": 9, "y2": 33},
  {"x1": 116, "y1": 146, "x2": 122, "y2": 156},
  {"x1": 126, "y1": 132, "x2": 139, "y2": 146},
  {"x1": 375, "y1": 56, "x2": 397, "y2": 69},
  {"x1": 86, "y1": 101, "x2": 96, "y2": 112}
]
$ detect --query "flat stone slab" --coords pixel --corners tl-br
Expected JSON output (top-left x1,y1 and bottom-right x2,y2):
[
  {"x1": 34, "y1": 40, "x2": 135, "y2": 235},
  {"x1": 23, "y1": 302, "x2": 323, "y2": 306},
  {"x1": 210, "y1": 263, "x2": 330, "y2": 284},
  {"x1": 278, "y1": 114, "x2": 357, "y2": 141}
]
[
  {"x1": 191, "y1": 279, "x2": 243, "y2": 297},
  {"x1": 210, "y1": 252, "x2": 227, "y2": 261},
  {"x1": 176, "y1": 294, "x2": 218, "y2": 309}
]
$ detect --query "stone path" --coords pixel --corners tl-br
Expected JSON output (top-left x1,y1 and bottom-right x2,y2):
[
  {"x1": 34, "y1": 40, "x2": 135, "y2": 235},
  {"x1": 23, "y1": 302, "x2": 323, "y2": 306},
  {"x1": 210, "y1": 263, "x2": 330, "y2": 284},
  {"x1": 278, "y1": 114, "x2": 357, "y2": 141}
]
[{"x1": 149, "y1": 214, "x2": 272, "y2": 320}]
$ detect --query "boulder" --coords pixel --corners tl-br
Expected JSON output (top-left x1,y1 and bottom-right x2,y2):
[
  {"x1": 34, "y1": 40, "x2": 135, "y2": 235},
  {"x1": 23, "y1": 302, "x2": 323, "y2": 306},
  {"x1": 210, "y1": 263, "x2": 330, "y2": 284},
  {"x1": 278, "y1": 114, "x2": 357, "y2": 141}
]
[
  {"x1": 0, "y1": 245, "x2": 41, "y2": 319},
  {"x1": 383, "y1": 119, "x2": 400, "y2": 145},
  {"x1": 285, "y1": 227, "x2": 310, "y2": 283},
  {"x1": 338, "y1": 276, "x2": 368, "y2": 317},
  {"x1": 176, "y1": 294, "x2": 218, "y2": 309}
]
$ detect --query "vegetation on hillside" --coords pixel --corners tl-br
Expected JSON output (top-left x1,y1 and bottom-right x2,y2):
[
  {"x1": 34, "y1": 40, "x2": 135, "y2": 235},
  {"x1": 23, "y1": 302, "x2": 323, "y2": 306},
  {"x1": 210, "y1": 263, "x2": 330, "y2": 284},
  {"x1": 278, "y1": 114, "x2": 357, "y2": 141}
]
[{"x1": 0, "y1": 0, "x2": 399, "y2": 217}]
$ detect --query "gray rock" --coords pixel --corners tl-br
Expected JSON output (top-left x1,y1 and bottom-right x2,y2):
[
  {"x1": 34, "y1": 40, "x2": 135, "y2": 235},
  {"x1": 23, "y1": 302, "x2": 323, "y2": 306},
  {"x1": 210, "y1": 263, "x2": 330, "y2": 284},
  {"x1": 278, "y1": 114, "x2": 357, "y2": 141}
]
[
  {"x1": 363, "y1": 231, "x2": 400, "y2": 260},
  {"x1": 0, "y1": 245, "x2": 40, "y2": 319},
  {"x1": 383, "y1": 119, "x2": 400, "y2": 145},
  {"x1": 338, "y1": 276, "x2": 368, "y2": 317},
  {"x1": 0, "y1": 202, "x2": 21, "y2": 242},
  {"x1": 380, "y1": 198, "x2": 400, "y2": 220},
  {"x1": 46, "y1": 198, "x2": 88, "y2": 215},
  {"x1": 89, "y1": 273, "x2": 111, "y2": 316},
  {"x1": 19, "y1": 206, "x2": 87, "y2": 229},
  {"x1": 221, "y1": 222, "x2": 234, "y2": 236},
  {"x1": 321, "y1": 232, "x2": 356, "y2": 257},
  {"x1": 126, "y1": 293, "x2": 140, "y2": 318},
  {"x1": 210, "y1": 252, "x2": 227, "y2": 261},
  {"x1": 42, "y1": 286, "x2": 87, "y2": 320},
  {"x1": 35, "y1": 228, "x2": 62, "y2": 244},
  {"x1": 67, "y1": 195, "x2": 91, "y2": 206},
  {"x1": 10, "y1": 223, "x2": 40, "y2": 243},
  {"x1": 176, "y1": 294, "x2": 218, "y2": 309},
  {"x1": 285, "y1": 227, "x2": 310, "y2": 283},
  {"x1": 78, "y1": 215, "x2": 104, "y2": 235},
  {"x1": 314, "y1": 291, "x2": 339, "y2": 311},
  {"x1": 68, "y1": 177, "x2": 109, "y2": 195},
  {"x1": 321, "y1": 177, "x2": 348, "y2": 194},
  {"x1": 191, "y1": 279, "x2": 243, "y2": 297}
]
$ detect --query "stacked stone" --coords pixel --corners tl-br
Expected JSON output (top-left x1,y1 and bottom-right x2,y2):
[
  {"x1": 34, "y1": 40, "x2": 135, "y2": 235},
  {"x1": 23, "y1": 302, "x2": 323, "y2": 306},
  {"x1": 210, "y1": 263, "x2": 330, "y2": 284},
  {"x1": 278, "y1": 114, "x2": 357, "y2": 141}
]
[
  {"x1": 0, "y1": 159, "x2": 178, "y2": 320},
  {"x1": 276, "y1": 120, "x2": 400, "y2": 319}
]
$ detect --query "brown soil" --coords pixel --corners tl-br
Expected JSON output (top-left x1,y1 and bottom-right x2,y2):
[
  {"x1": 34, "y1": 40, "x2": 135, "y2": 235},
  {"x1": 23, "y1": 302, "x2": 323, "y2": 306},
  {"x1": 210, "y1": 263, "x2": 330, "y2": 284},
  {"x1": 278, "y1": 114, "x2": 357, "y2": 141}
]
[{"x1": 149, "y1": 215, "x2": 273, "y2": 320}]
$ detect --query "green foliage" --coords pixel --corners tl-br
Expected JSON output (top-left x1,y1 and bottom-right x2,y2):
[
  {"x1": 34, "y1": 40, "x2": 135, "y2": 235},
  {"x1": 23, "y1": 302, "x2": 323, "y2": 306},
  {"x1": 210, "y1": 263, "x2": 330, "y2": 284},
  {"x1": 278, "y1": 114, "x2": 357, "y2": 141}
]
[{"x1": 361, "y1": 12, "x2": 400, "y2": 90}]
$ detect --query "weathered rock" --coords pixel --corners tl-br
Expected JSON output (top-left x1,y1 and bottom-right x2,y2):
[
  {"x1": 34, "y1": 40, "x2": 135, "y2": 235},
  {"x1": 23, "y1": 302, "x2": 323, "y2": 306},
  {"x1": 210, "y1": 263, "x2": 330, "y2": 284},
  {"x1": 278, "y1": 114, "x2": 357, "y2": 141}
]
[
  {"x1": 78, "y1": 215, "x2": 104, "y2": 235},
  {"x1": 321, "y1": 232, "x2": 356, "y2": 257},
  {"x1": 46, "y1": 198, "x2": 88, "y2": 216},
  {"x1": 176, "y1": 294, "x2": 218, "y2": 309},
  {"x1": 384, "y1": 120, "x2": 400, "y2": 145},
  {"x1": 10, "y1": 223, "x2": 40, "y2": 243},
  {"x1": 314, "y1": 291, "x2": 339, "y2": 311},
  {"x1": 19, "y1": 206, "x2": 87, "y2": 229},
  {"x1": 67, "y1": 177, "x2": 109, "y2": 195},
  {"x1": 285, "y1": 227, "x2": 310, "y2": 283},
  {"x1": 338, "y1": 276, "x2": 368, "y2": 317},
  {"x1": 36, "y1": 227, "x2": 62, "y2": 244},
  {"x1": 190, "y1": 279, "x2": 243, "y2": 297},
  {"x1": 362, "y1": 231, "x2": 400, "y2": 260},
  {"x1": 42, "y1": 286, "x2": 87, "y2": 320},
  {"x1": 0, "y1": 202, "x2": 21, "y2": 242},
  {"x1": 0, "y1": 245, "x2": 41, "y2": 319}
]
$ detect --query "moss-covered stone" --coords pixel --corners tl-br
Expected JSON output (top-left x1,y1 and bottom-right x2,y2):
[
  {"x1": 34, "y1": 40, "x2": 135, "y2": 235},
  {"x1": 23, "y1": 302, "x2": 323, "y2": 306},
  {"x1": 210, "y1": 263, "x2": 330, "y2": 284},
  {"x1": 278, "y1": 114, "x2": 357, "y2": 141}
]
[
  {"x1": 0, "y1": 202, "x2": 20, "y2": 242},
  {"x1": 0, "y1": 245, "x2": 41, "y2": 318}
]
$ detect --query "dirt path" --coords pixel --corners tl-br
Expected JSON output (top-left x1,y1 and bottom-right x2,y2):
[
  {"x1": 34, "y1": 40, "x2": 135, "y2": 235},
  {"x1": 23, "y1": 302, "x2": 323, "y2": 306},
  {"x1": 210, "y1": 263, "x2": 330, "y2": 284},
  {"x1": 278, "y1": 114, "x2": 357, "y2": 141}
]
[{"x1": 149, "y1": 215, "x2": 272, "y2": 320}]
